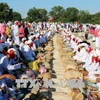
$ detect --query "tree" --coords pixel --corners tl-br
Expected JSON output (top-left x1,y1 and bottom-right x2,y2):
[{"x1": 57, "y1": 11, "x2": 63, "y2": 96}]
[
  {"x1": 0, "y1": 3, "x2": 11, "y2": 22},
  {"x1": 91, "y1": 12, "x2": 100, "y2": 24},
  {"x1": 27, "y1": 7, "x2": 48, "y2": 22},
  {"x1": 38, "y1": 9, "x2": 48, "y2": 21},
  {"x1": 12, "y1": 11, "x2": 22, "y2": 21},
  {"x1": 49, "y1": 6, "x2": 65, "y2": 22},
  {"x1": 64, "y1": 7, "x2": 79, "y2": 22},
  {"x1": 78, "y1": 10, "x2": 91, "y2": 23}
]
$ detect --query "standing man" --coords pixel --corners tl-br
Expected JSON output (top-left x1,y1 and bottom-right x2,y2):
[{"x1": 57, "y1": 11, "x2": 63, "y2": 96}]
[
  {"x1": 13, "y1": 21, "x2": 20, "y2": 46},
  {"x1": 24, "y1": 23, "x2": 30, "y2": 40}
]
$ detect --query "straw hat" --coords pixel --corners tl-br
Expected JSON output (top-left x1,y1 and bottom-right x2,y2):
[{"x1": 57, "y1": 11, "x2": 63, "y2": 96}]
[
  {"x1": 52, "y1": 92, "x2": 72, "y2": 100},
  {"x1": 75, "y1": 92, "x2": 84, "y2": 100},
  {"x1": 38, "y1": 72, "x2": 52, "y2": 79},
  {"x1": 43, "y1": 61, "x2": 51, "y2": 69},
  {"x1": 65, "y1": 63, "x2": 77, "y2": 71},
  {"x1": 68, "y1": 89, "x2": 84, "y2": 100},
  {"x1": 64, "y1": 70, "x2": 83, "y2": 79},
  {"x1": 44, "y1": 46, "x2": 53, "y2": 51}
]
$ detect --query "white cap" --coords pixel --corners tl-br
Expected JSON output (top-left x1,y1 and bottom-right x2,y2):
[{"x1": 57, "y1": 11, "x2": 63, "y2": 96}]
[
  {"x1": 7, "y1": 48, "x2": 17, "y2": 55},
  {"x1": 22, "y1": 37, "x2": 26, "y2": 42},
  {"x1": 28, "y1": 36, "x2": 34, "y2": 40},
  {"x1": 26, "y1": 40, "x2": 33, "y2": 44},
  {"x1": 7, "y1": 38, "x2": 13, "y2": 45}
]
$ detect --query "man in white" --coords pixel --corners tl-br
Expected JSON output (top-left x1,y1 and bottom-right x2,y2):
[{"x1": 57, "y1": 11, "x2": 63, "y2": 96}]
[
  {"x1": 21, "y1": 40, "x2": 36, "y2": 61},
  {"x1": 0, "y1": 48, "x2": 23, "y2": 89},
  {"x1": 73, "y1": 43, "x2": 89, "y2": 63},
  {"x1": 19, "y1": 37, "x2": 27, "y2": 50},
  {"x1": 0, "y1": 48, "x2": 22, "y2": 74},
  {"x1": 13, "y1": 21, "x2": 20, "y2": 46}
]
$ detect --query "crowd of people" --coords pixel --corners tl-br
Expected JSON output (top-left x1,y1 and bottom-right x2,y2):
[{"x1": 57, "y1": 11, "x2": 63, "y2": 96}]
[
  {"x1": 62, "y1": 24, "x2": 100, "y2": 99},
  {"x1": 0, "y1": 21, "x2": 100, "y2": 99},
  {"x1": 0, "y1": 21, "x2": 58, "y2": 100}
]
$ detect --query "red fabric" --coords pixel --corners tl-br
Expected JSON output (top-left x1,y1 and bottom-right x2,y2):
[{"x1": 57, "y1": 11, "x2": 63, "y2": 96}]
[
  {"x1": 19, "y1": 22, "x2": 22, "y2": 26},
  {"x1": 88, "y1": 96, "x2": 91, "y2": 100},
  {"x1": 95, "y1": 57, "x2": 99, "y2": 63},
  {"x1": 19, "y1": 26, "x2": 24, "y2": 38},
  {"x1": 89, "y1": 29, "x2": 95, "y2": 34},
  {"x1": 15, "y1": 22, "x2": 19, "y2": 25},
  {"x1": 87, "y1": 47, "x2": 93, "y2": 53},
  {"x1": 92, "y1": 56, "x2": 95, "y2": 63},
  {"x1": 78, "y1": 48, "x2": 80, "y2": 52},
  {"x1": 73, "y1": 38, "x2": 75, "y2": 41},
  {"x1": 75, "y1": 39, "x2": 78, "y2": 43},
  {"x1": 29, "y1": 42, "x2": 33, "y2": 48},
  {"x1": 0, "y1": 40, "x2": 2, "y2": 43},
  {"x1": 94, "y1": 29, "x2": 99, "y2": 37},
  {"x1": 19, "y1": 26, "x2": 24, "y2": 37},
  {"x1": 9, "y1": 50, "x2": 16, "y2": 58},
  {"x1": 92, "y1": 56, "x2": 99, "y2": 63}
]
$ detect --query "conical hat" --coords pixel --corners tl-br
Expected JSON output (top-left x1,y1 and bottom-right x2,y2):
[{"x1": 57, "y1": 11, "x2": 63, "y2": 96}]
[
  {"x1": 38, "y1": 72, "x2": 52, "y2": 79},
  {"x1": 43, "y1": 61, "x2": 51, "y2": 69},
  {"x1": 64, "y1": 70, "x2": 83, "y2": 79},
  {"x1": 75, "y1": 92, "x2": 84, "y2": 100},
  {"x1": 44, "y1": 46, "x2": 53, "y2": 51},
  {"x1": 65, "y1": 63, "x2": 77, "y2": 71},
  {"x1": 52, "y1": 92, "x2": 72, "y2": 100},
  {"x1": 61, "y1": 57, "x2": 73, "y2": 64}
]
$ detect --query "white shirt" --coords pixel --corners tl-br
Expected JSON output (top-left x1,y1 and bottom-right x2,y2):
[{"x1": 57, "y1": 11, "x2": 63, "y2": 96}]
[{"x1": 21, "y1": 45, "x2": 35, "y2": 61}]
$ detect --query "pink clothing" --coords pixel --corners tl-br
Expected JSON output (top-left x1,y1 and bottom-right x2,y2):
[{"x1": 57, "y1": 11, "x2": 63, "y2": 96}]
[
  {"x1": 1, "y1": 23, "x2": 6, "y2": 35},
  {"x1": 94, "y1": 29, "x2": 99, "y2": 37},
  {"x1": 89, "y1": 29, "x2": 95, "y2": 34},
  {"x1": 19, "y1": 26, "x2": 24, "y2": 38}
]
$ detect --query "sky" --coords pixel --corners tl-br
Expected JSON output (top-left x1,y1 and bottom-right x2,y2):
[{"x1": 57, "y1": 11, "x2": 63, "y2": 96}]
[{"x1": 0, "y1": 0, "x2": 100, "y2": 18}]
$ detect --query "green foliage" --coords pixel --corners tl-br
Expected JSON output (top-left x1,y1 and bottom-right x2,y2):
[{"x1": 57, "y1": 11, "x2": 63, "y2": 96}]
[
  {"x1": 0, "y1": 2, "x2": 100, "y2": 24},
  {"x1": 77, "y1": 10, "x2": 91, "y2": 23},
  {"x1": 49, "y1": 6, "x2": 65, "y2": 22},
  {"x1": 0, "y1": 2, "x2": 22, "y2": 22},
  {"x1": 64, "y1": 7, "x2": 79, "y2": 22},
  {"x1": 12, "y1": 11, "x2": 22, "y2": 21},
  {"x1": 91, "y1": 12, "x2": 100, "y2": 24},
  {"x1": 0, "y1": 3, "x2": 10, "y2": 22},
  {"x1": 27, "y1": 7, "x2": 48, "y2": 22}
]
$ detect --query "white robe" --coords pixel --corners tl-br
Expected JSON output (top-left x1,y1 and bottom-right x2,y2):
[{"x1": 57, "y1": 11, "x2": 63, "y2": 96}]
[
  {"x1": 13, "y1": 25, "x2": 20, "y2": 45},
  {"x1": 73, "y1": 47, "x2": 88, "y2": 62},
  {"x1": 96, "y1": 31, "x2": 100, "y2": 48},
  {"x1": 84, "y1": 51, "x2": 100, "y2": 72}
]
